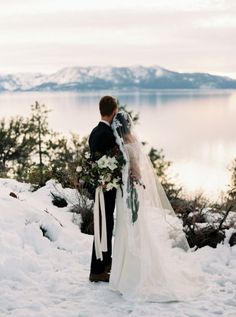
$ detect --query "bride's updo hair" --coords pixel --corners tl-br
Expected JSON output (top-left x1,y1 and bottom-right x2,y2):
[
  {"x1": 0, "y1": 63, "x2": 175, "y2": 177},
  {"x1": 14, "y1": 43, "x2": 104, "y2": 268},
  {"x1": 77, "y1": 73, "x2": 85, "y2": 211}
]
[{"x1": 114, "y1": 111, "x2": 131, "y2": 140}]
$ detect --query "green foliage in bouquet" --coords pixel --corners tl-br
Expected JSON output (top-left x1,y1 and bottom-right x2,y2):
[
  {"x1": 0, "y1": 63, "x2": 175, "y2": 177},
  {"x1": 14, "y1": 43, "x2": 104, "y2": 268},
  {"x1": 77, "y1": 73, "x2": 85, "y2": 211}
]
[{"x1": 76, "y1": 145, "x2": 126, "y2": 193}]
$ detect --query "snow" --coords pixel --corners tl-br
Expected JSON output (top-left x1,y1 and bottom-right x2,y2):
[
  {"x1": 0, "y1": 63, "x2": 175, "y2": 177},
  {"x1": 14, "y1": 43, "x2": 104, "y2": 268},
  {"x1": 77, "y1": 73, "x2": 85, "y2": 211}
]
[
  {"x1": 0, "y1": 66, "x2": 234, "y2": 91},
  {"x1": 0, "y1": 65, "x2": 171, "y2": 90},
  {"x1": 0, "y1": 73, "x2": 45, "y2": 91},
  {"x1": 49, "y1": 68, "x2": 84, "y2": 85},
  {"x1": 154, "y1": 68, "x2": 165, "y2": 77},
  {"x1": 0, "y1": 178, "x2": 236, "y2": 317},
  {"x1": 129, "y1": 65, "x2": 150, "y2": 78},
  {"x1": 188, "y1": 207, "x2": 236, "y2": 227}
]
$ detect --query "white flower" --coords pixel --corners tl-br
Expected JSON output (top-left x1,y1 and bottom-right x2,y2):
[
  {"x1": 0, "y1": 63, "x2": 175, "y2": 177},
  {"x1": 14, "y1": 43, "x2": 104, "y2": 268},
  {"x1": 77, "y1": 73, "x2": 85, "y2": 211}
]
[
  {"x1": 111, "y1": 178, "x2": 119, "y2": 188},
  {"x1": 106, "y1": 183, "x2": 114, "y2": 191},
  {"x1": 104, "y1": 173, "x2": 112, "y2": 182},
  {"x1": 97, "y1": 155, "x2": 108, "y2": 169},
  {"x1": 76, "y1": 166, "x2": 82, "y2": 173},
  {"x1": 97, "y1": 155, "x2": 118, "y2": 171},
  {"x1": 85, "y1": 152, "x2": 90, "y2": 159},
  {"x1": 99, "y1": 175, "x2": 105, "y2": 184},
  {"x1": 99, "y1": 173, "x2": 112, "y2": 186},
  {"x1": 103, "y1": 178, "x2": 120, "y2": 191},
  {"x1": 107, "y1": 157, "x2": 118, "y2": 171}
]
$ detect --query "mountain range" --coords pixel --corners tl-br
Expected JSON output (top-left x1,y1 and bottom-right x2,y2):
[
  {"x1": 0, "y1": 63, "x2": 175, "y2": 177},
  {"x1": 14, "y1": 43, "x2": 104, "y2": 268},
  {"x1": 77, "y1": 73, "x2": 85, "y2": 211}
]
[{"x1": 0, "y1": 65, "x2": 236, "y2": 91}]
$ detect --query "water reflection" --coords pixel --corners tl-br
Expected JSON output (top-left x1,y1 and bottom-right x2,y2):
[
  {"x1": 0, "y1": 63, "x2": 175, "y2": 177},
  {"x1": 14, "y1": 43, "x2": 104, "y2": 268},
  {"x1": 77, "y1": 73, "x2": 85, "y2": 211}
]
[{"x1": 0, "y1": 89, "x2": 235, "y2": 201}]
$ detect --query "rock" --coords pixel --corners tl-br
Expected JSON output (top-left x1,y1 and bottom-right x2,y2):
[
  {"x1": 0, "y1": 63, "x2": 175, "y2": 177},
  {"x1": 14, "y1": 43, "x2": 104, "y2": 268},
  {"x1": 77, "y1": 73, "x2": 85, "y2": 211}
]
[
  {"x1": 9, "y1": 192, "x2": 18, "y2": 199},
  {"x1": 51, "y1": 192, "x2": 68, "y2": 208},
  {"x1": 229, "y1": 232, "x2": 236, "y2": 247},
  {"x1": 187, "y1": 226, "x2": 225, "y2": 249}
]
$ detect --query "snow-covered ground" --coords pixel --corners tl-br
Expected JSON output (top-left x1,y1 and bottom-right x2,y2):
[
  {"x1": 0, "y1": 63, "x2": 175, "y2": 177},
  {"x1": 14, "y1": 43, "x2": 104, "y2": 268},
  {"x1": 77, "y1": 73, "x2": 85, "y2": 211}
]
[{"x1": 0, "y1": 178, "x2": 236, "y2": 317}]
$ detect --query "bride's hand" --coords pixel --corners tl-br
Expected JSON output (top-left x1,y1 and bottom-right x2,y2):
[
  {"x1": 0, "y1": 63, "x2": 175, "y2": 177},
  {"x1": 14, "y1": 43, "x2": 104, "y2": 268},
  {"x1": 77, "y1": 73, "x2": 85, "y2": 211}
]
[{"x1": 130, "y1": 169, "x2": 141, "y2": 180}]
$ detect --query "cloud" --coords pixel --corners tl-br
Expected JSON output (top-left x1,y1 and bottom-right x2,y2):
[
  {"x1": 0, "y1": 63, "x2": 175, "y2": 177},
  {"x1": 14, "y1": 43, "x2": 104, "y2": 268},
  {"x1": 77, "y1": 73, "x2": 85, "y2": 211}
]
[
  {"x1": 0, "y1": 1, "x2": 235, "y2": 76},
  {"x1": 1, "y1": 0, "x2": 235, "y2": 14}
]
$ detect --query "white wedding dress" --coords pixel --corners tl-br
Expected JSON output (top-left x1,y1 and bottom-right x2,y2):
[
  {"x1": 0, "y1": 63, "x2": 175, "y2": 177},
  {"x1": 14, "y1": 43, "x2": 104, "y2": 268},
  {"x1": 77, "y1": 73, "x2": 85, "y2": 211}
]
[{"x1": 108, "y1": 111, "x2": 209, "y2": 302}]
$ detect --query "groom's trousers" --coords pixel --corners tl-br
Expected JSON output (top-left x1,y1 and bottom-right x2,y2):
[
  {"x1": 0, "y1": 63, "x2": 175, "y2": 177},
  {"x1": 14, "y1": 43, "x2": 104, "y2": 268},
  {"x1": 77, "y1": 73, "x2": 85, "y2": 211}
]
[{"x1": 90, "y1": 188, "x2": 116, "y2": 274}]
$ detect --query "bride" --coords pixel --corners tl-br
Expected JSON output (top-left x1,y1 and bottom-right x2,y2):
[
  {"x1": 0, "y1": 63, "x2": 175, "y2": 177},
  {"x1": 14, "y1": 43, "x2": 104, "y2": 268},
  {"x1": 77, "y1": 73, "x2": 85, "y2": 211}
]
[{"x1": 108, "y1": 110, "x2": 209, "y2": 302}]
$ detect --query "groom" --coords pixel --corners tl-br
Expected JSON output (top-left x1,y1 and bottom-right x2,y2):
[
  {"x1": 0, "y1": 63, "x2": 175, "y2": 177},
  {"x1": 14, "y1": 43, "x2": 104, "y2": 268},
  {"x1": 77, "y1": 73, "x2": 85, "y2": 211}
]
[{"x1": 88, "y1": 96, "x2": 119, "y2": 283}]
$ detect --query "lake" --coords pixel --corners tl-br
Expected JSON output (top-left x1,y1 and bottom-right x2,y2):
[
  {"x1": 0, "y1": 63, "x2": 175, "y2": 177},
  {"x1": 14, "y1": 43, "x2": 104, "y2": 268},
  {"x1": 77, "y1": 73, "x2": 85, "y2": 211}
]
[{"x1": 0, "y1": 89, "x2": 235, "y2": 202}]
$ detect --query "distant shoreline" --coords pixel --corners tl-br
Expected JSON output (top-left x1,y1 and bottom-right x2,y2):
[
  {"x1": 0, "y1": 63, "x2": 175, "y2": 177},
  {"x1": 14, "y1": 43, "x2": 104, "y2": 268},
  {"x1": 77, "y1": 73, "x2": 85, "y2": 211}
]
[{"x1": 1, "y1": 88, "x2": 236, "y2": 94}]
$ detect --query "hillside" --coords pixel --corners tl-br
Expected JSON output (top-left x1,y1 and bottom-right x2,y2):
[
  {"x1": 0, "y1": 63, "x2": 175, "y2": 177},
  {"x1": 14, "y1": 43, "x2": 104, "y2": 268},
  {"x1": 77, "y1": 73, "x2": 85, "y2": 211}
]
[{"x1": 0, "y1": 66, "x2": 236, "y2": 91}]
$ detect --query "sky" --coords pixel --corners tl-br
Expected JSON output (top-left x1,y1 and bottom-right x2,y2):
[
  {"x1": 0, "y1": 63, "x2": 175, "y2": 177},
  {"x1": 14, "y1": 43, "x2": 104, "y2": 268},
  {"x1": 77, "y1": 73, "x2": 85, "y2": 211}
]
[{"x1": 0, "y1": 0, "x2": 235, "y2": 78}]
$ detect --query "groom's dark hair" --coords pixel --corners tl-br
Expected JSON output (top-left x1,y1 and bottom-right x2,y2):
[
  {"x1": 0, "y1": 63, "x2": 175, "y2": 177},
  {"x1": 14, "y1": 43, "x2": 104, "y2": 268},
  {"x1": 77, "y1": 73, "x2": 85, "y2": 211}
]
[{"x1": 99, "y1": 96, "x2": 118, "y2": 116}]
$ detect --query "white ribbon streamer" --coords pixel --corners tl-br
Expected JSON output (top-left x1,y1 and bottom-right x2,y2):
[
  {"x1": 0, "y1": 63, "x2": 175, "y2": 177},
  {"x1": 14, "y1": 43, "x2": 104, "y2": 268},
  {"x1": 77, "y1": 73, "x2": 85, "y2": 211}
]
[{"x1": 94, "y1": 186, "x2": 108, "y2": 260}]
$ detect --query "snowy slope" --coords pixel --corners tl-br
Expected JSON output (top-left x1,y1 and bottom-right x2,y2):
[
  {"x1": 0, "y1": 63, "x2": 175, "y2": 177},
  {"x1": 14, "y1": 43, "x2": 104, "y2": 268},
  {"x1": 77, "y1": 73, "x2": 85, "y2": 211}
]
[
  {"x1": 0, "y1": 66, "x2": 236, "y2": 91},
  {"x1": 0, "y1": 178, "x2": 236, "y2": 317}
]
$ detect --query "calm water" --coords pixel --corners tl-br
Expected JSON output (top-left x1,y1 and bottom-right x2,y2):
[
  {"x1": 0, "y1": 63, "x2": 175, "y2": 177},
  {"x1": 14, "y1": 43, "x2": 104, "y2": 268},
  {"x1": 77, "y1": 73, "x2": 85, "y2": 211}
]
[{"x1": 0, "y1": 89, "x2": 236, "y2": 201}]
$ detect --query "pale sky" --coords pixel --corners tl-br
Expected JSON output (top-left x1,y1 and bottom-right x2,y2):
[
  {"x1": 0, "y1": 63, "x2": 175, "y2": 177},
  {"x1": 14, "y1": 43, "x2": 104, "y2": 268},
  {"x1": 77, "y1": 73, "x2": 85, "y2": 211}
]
[{"x1": 0, "y1": 0, "x2": 236, "y2": 78}]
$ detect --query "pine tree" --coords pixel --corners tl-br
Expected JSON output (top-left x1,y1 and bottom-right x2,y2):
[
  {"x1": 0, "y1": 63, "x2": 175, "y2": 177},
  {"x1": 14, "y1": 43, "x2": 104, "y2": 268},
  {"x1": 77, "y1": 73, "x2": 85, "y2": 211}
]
[
  {"x1": 29, "y1": 101, "x2": 52, "y2": 186},
  {"x1": 0, "y1": 116, "x2": 35, "y2": 177}
]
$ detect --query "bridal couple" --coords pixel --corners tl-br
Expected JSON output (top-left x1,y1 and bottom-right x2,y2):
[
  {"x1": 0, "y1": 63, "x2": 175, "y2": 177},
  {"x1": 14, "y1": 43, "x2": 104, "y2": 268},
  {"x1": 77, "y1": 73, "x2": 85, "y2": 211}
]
[{"x1": 87, "y1": 95, "x2": 208, "y2": 302}]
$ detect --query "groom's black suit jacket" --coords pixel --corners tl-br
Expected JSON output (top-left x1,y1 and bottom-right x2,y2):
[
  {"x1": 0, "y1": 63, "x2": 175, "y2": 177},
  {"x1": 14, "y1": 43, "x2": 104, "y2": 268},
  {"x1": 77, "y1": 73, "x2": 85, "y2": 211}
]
[
  {"x1": 84, "y1": 122, "x2": 116, "y2": 198},
  {"x1": 87, "y1": 121, "x2": 117, "y2": 198},
  {"x1": 88, "y1": 121, "x2": 117, "y2": 274},
  {"x1": 89, "y1": 121, "x2": 116, "y2": 158}
]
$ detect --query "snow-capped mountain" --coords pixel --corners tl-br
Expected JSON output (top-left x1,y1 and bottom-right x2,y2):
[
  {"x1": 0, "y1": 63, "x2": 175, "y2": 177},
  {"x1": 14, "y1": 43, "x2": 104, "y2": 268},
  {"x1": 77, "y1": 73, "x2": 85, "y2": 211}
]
[{"x1": 0, "y1": 65, "x2": 236, "y2": 91}]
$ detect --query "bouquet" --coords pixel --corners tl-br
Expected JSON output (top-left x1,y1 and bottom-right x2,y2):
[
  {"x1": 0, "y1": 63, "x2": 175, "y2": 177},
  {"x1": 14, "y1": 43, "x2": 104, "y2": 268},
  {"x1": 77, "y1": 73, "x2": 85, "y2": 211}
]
[
  {"x1": 76, "y1": 145, "x2": 126, "y2": 260},
  {"x1": 76, "y1": 145, "x2": 126, "y2": 193}
]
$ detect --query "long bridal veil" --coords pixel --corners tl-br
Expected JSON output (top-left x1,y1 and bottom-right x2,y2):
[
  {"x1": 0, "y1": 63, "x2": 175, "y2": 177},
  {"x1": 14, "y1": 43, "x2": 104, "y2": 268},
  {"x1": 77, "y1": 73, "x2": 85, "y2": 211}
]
[
  {"x1": 110, "y1": 110, "x2": 209, "y2": 302},
  {"x1": 112, "y1": 110, "x2": 190, "y2": 252}
]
